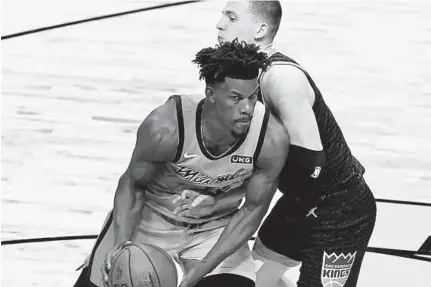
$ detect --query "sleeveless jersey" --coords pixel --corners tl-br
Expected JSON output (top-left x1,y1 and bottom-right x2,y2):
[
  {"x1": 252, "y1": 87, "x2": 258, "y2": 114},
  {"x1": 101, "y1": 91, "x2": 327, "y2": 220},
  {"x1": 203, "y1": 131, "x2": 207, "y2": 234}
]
[
  {"x1": 144, "y1": 95, "x2": 270, "y2": 224},
  {"x1": 258, "y1": 51, "x2": 365, "y2": 196}
]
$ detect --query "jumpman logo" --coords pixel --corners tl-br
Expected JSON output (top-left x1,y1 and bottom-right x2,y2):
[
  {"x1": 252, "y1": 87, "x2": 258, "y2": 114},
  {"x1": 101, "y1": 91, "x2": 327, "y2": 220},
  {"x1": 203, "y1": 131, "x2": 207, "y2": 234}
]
[{"x1": 306, "y1": 207, "x2": 318, "y2": 218}]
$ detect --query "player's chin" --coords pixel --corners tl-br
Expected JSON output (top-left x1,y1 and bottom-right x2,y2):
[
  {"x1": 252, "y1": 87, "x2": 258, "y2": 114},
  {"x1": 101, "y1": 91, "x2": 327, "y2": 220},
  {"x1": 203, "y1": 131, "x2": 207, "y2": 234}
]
[{"x1": 232, "y1": 122, "x2": 250, "y2": 138}]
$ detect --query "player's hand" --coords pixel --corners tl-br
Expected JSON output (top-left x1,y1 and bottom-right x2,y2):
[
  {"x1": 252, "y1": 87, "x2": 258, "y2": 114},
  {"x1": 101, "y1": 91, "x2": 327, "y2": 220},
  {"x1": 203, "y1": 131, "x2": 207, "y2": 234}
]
[
  {"x1": 173, "y1": 190, "x2": 216, "y2": 218},
  {"x1": 101, "y1": 241, "x2": 132, "y2": 287},
  {"x1": 175, "y1": 255, "x2": 204, "y2": 287}
]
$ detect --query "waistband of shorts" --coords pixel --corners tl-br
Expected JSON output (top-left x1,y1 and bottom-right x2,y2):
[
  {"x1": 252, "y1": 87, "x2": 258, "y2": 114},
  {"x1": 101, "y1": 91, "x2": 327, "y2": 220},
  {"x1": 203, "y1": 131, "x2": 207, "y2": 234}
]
[
  {"x1": 285, "y1": 177, "x2": 368, "y2": 205},
  {"x1": 152, "y1": 206, "x2": 236, "y2": 230}
]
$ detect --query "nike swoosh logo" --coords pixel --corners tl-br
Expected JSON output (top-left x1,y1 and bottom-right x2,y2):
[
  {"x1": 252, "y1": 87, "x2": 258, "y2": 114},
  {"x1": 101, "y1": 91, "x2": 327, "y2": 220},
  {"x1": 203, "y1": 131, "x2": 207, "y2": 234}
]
[{"x1": 184, "y1": 152, "x2": 200, "y2": 159}]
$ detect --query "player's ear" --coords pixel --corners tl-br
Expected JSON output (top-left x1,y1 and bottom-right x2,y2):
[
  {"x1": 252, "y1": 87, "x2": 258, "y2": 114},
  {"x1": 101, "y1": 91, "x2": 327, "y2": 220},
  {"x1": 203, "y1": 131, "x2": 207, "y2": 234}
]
[
  {"x1": 255, "y1": 23, "x2": 269, "y2": 40},
  {"x1": 205, "y1": 86, "x2": 216, "y2": 103}
]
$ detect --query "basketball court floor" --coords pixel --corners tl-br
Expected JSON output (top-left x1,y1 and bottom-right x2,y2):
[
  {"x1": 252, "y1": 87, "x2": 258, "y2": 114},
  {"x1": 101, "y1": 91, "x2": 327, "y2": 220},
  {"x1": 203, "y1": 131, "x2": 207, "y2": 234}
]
[{"x1": 2, "y1": 1, "x2": 431, "y2": 286}]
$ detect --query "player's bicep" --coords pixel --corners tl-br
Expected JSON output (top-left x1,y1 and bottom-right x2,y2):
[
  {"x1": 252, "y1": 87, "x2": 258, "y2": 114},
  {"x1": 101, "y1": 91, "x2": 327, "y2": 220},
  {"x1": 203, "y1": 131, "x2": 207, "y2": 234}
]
[{"x1": 263, "y1": 66, "x2": 323, "y2": 151}]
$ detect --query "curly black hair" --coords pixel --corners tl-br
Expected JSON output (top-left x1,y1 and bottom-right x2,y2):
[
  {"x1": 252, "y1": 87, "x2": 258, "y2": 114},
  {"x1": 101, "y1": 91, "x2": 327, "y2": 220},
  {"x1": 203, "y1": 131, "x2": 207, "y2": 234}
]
[{"x1": 192, "y1": 39, "x2": 270, "y2": 85}]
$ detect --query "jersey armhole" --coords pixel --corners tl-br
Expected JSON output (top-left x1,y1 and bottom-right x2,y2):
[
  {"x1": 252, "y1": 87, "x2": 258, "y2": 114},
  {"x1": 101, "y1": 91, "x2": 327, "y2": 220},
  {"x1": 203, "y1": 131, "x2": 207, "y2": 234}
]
[
  {"x1": 252, "y1": 107, "x2": 270, "y2": 168},
  {"x1": 170, "y1": 95, "x2": 185, "y2": 163}
]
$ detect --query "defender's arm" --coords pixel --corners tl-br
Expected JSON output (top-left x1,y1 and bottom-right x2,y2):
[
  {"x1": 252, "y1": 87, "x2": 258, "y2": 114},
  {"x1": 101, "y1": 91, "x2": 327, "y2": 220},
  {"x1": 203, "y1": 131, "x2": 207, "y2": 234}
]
[{"x1": 261, "y1": 65, "x2": 325, "y2": 183}]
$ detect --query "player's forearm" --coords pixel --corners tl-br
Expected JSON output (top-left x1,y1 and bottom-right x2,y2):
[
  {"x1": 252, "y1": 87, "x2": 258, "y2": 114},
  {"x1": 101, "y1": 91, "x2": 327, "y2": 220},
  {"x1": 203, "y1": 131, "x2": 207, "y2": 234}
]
[
  {"x1": 113, "y1": 174, "x2": 145, "y2": 245},
  {"x1": 212, "y1": 187, "x2": 246, "y2": 213},
  {"x1": 200, "y1": 203, "x2": 267, "y2": 274}
]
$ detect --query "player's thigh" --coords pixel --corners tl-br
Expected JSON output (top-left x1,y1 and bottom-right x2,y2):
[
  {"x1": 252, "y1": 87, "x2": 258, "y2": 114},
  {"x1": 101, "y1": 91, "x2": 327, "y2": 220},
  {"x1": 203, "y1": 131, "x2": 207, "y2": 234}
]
[
  {"x1": 252, "y1": 239, "x2": 301, "y2": 287},
  {"x1": 256, "y1": 196, "x2": 306, "y2": 263},
  {"x1": 298, "y1": 213, "x2": 376, "y2": 287},
  {"x1": 132, "y1": 205, "x2": 187, "y2": 256},
  {"x1": 180, "y1": 227, "x2": 256, "y2": 282}
]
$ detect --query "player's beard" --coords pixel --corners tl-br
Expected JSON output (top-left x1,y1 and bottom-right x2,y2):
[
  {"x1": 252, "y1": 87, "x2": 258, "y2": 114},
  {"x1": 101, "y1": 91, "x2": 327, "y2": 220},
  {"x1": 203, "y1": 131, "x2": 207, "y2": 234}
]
[{"x1": 231, "y1": 126, "x2": 249, "y2": 140}]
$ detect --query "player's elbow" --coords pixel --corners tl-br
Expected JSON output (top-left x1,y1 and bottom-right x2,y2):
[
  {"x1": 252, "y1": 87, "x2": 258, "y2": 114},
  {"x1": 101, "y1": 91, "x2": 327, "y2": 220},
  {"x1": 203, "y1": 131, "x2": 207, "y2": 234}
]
[{"x1": 289, "y1": 145, "x2": 326, "y2": 179}]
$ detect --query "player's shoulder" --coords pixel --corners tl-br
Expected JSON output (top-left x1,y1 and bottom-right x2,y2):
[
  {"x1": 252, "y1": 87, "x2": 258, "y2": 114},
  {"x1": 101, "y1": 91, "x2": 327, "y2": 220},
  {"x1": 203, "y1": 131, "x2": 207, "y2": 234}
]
[
  {"x1": 263, "y1": 63, "x2": 309, "y2": 88},
  {"x1": 138, "y1": 96, "x2": 179, "y2": 149},
  {"x1": 261, "y1": 61, "x2": 314, "y2": 108}
]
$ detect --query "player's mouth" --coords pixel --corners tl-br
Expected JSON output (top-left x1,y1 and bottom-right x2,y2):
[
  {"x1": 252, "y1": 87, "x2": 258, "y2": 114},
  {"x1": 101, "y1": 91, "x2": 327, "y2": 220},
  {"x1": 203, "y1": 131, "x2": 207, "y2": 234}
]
[
  {"x1": 217, "y1": 36, "x2": 225, "y2": 43},
  {"x1": 235, "y1": 118, "x2": 252, "y2": 126}
]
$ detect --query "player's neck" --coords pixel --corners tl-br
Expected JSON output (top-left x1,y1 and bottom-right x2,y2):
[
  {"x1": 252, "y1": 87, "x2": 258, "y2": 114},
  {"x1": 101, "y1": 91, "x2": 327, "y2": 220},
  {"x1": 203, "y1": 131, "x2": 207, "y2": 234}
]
[
  {"x1": 259, "y1": 42, "x2": 276, "y2": 56},
  {"x1": 201, "y1": 101, "x2": 239, "y2": 147}
]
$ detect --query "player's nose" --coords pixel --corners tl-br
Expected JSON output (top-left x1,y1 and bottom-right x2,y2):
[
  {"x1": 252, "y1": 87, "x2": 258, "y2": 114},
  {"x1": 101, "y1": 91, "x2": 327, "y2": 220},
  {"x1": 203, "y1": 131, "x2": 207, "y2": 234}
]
[
  {"x1": 216, "y1": 17, "x2": 226, "y2": 31},
  {"x1": 241, "y1": 101, "x2": 254, "y2": 116}
]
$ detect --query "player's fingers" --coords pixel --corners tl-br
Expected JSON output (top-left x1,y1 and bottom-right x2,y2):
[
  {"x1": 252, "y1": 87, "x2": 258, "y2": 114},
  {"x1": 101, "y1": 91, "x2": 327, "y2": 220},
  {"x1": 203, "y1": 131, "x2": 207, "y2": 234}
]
[
  {"x1": 179, "y1": 210, "x2": 200, "y2": 218},
  {"x1": 122, "y1": 240, "x2": 132, "y2": 248},
  {"x1": 177, "y1": 210, "x2": 192, "y2": 217},
  {"x1": 191, "y1": 195, "x2": 214, "y2": 207},
  {"x1": 101, "y1": 263, "x2": 109, "y2": 286},
  {"x1": 181, "y1": 190, "x2": 190, "y2": 200},
  {"x1": 172, "y1": 195, "x2": 181, "y2": 204},
  {"x1": 181, "y1": 189, "x2": 200, "y2": 200},
  {"x1": 104, "y1": 250, "x2": 112, "y2": 269},
  {"x1": 173, "y1": 203, "x2": 190, "y2": 215}
]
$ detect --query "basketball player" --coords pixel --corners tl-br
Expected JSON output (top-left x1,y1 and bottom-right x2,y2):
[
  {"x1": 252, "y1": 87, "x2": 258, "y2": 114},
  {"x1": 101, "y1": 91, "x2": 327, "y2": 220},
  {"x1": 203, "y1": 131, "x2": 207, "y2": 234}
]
[
  {"x1": 73, "y1": 40, "x2": 290, "y2": 287},
  {"x1": 175, "y1": 1, "x2": 377, "y2": 287}
]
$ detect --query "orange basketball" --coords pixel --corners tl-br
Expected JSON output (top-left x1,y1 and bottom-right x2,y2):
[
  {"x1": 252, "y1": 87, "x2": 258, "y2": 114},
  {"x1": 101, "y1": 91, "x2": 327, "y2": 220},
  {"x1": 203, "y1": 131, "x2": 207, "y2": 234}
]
[{"x1": 108, "y1": 243, "x2": 178, "y2": 287}]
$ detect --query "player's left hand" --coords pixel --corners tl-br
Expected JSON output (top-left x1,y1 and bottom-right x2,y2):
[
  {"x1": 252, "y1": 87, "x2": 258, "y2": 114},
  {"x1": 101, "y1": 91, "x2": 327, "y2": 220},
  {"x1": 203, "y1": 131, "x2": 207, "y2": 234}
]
[
  {"x1": 101, "y1": 241, "x2": 133, "y2": 287},
  {"x1": 175, "y1": 255, "x2": 205, "y2": 287},
  {"x1": 173, "y1": 190, "x2": 216, "y2": 218}
]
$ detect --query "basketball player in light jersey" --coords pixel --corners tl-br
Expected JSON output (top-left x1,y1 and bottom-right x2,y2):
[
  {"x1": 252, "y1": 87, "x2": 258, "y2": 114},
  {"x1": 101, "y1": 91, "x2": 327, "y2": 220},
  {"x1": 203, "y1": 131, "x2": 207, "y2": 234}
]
[
  {"x1": 73, "y1": 40, "x2": 290, "y2": 287},
  {"x1": 175, "y1": 1, "x2": 377, "y2": 287}
]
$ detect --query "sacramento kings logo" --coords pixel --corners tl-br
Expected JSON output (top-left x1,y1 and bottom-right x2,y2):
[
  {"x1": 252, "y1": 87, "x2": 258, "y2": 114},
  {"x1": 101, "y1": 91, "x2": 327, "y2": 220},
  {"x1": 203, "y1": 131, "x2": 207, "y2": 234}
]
[{"x1": 321, "y1": 251, "x2": 356, "y2": 287}]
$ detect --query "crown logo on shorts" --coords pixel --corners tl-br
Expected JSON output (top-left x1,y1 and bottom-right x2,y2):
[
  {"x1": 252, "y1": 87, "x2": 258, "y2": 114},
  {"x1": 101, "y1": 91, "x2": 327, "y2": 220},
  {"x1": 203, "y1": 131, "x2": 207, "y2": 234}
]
[
  {"x1": 321, "y1": 251, "x2": 357, "y2": 287},
  {"x1": 323, "y1": 252, "x2": 356, "y2": 265}
]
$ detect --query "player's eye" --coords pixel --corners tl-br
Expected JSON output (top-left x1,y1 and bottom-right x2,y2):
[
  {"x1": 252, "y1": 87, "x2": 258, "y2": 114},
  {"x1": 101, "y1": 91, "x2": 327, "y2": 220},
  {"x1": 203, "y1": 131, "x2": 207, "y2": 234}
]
[{"x1": 231, "y1": 96, "x2": 240, "y2": 101}]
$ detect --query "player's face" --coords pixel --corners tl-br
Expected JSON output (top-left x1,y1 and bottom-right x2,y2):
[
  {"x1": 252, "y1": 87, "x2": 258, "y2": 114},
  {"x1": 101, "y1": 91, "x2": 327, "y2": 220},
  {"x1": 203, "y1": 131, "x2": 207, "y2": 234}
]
[
  {"x1": 212, "y1": 77, "x2": 259, "y2": 138},
  {"x1": 216, "y1": 1, "x2": 259, "y2": 44}
]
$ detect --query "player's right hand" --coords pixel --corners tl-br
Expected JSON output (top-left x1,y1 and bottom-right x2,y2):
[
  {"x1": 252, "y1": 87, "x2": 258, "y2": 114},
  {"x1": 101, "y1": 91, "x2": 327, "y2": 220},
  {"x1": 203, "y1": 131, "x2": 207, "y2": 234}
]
[{"x1": 101, "y1": 241, "x2": 132, "y2": 287}]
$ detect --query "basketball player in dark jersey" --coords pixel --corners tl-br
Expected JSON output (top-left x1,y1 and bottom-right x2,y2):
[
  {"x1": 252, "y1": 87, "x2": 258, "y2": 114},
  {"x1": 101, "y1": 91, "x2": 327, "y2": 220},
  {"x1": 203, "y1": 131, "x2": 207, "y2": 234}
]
[
  {"x1": 175, "y1": 2, "x2": 377, "y2": 287},
  {"x1": 73, "y1": 40, "x2": 290, "y2": 287}
]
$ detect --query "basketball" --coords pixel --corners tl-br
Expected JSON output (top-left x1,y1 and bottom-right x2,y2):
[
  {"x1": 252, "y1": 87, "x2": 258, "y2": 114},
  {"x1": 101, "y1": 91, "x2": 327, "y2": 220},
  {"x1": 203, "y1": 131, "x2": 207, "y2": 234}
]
[{"x1": 108, "y1": 243, "x2": 178, "y2": 287}]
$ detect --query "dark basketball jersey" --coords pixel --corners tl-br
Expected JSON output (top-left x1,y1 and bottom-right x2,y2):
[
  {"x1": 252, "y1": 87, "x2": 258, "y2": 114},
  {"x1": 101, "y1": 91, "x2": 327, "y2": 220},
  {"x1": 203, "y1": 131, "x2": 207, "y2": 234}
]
[{"x1": 258, "y1": 52, "x2": 365, "y2": 196}]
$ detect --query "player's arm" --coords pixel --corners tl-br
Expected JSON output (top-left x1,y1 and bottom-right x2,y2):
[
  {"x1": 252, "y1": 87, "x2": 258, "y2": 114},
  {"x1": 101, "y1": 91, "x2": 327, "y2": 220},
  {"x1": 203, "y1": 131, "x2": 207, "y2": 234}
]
[
  {"x1": 112, "y1": 98, "x2": 178, "y2": 245},
  {"x1": 186, "y1": 115, "x2": 290, "y2": 281},
  {"x1": 261, "y1": 65, "x2": 325, "y2": 179},
  {"x1": 212, "y1": 186, "x2": 245, "y2": 211}
]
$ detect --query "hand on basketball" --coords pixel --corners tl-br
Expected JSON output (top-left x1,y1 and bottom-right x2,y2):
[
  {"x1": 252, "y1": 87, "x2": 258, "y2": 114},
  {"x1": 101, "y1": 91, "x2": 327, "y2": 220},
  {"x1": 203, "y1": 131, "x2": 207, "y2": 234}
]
[
  {"x1": 101, "y1": 241, "x2": 132, "y2": 287},
  {"x1": 172, "y1": 189, "x2": 216, "y2": 218}
]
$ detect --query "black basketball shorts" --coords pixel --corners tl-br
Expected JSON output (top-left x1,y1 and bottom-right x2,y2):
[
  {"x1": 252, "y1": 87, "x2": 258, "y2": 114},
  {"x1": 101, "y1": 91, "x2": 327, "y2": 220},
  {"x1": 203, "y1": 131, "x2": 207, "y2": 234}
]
[{"x1": 254, "y1": 179, "x2": 377, "y2": 287}]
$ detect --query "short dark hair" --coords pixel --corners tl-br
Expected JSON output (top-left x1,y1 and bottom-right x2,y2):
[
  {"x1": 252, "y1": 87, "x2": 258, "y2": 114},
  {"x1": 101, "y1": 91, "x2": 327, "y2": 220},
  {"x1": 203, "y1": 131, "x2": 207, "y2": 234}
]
[
  {"x1": 192, "y1": 39, "x2": 270, "y2": 85},
  {"x1": 248, "y1": 1, "x2": 282, "y2": 39}
]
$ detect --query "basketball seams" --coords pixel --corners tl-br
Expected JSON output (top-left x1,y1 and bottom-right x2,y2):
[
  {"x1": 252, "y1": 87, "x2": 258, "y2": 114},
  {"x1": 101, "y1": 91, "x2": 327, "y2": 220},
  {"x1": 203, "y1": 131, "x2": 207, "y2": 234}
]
[
  {"x1": 109, "y1": 243, "x2": 177, "y2": 287},
  {"x1": 128, "y1": 248, "x2": 134, "y2": 287},
  {"x1": 148, "y1": 244, "x2": 179, "y2": 280},
  {"x1": 135, "y1": 244, "x2": 162, "y2": 287},
  {"x1": 109, "y1": 247, "x2": 130, "y2": 287}
]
